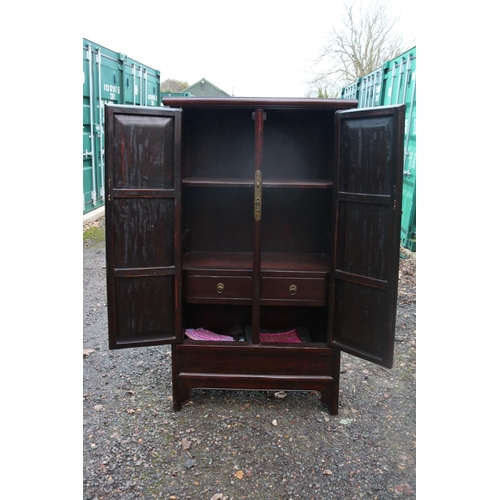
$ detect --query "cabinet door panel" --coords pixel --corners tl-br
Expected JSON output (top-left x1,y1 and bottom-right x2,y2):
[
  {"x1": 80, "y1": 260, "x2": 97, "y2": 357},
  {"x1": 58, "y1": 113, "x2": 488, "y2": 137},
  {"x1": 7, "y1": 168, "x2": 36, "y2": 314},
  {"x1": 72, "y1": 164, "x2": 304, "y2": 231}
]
[
  {"x1": 112, "y1": 198, "x2": 175, "y2": 268},
  {"x1": 105, "y1": 105, "x2": 182, "y2": 349},
  {"x1": 329, "y1": 105, "x2": 405, "y2": 368}
]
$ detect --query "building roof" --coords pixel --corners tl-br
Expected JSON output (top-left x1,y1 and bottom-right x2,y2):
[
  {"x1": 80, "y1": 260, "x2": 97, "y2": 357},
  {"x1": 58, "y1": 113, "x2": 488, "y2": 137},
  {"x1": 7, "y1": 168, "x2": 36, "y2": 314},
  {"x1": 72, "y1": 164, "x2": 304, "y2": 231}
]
[{"x1": 184, "y1": 77, "x2": 231, "y2": 97}]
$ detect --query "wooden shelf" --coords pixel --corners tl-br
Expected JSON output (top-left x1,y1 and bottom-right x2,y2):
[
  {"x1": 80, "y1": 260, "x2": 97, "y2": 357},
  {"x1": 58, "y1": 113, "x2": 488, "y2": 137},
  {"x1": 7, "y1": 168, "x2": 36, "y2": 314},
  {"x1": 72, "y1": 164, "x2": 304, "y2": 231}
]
[
  {"x1": 182, "y1": 177, "x2": 332, "y2": 189},
  {"x1": 183, "y1": 252, "x2": 253, "y2": 271},
  {"x1": 183, "y1": 251, "x2": 329, "y2": 273},
  {"x1": 261, "y1": 252, "x2": 330, "y2": 273},
  {"x1": 182, "y1": 178, "x2": 253, "y2": 188},
  {"x1": 263, "y1": 179, "x2": 332, "y2": 189}
]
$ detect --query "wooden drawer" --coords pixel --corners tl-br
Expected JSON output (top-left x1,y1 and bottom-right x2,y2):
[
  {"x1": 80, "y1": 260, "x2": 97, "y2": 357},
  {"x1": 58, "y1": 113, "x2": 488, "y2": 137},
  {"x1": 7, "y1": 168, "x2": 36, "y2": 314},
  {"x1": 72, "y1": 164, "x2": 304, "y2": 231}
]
[
  {"x1": 261, "y1": 276, "x2": 327, "y2": 302},
  {"x1": 186, "y1": 275, "x2": 252, "y2": 301}
]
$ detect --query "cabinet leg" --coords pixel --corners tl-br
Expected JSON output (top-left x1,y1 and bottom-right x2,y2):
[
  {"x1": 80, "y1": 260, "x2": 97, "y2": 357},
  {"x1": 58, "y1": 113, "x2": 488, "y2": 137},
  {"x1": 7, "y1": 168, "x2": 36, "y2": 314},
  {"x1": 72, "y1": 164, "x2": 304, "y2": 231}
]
[
  {"x1": 172, "y1": 378, "x2": 191, "y2": 411},
  {"x1": 320, "y1": 349, "x2": 340, "y2": 414},
  {"x1": 171, "y1": 345, "x2": 191, "y2": 411},
  {"x1": 320, "y1": 382, "x2": 339, "y2": 415}
]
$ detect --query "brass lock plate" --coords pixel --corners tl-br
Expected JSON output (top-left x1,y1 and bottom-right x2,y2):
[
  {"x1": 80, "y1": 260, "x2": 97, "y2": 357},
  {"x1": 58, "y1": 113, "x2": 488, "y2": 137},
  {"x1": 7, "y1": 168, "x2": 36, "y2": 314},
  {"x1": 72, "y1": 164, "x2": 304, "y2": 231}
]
[{"x1": 254, "y1": 170, "x2": 262, "y2": 221}]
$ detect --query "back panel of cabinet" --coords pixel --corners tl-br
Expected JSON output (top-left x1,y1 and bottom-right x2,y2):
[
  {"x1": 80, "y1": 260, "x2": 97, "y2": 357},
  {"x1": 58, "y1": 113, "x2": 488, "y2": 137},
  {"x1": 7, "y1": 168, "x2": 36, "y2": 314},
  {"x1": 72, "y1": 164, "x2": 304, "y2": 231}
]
[
  {"x1": 263, "y1": 109, "x2": 335, "y2": 180},
  {"x1": 261, "y1": 188, "x2": 332, "y2": 255},
  {"x1": 181, "y1": 108, "x2": 255, "y2": 179}
]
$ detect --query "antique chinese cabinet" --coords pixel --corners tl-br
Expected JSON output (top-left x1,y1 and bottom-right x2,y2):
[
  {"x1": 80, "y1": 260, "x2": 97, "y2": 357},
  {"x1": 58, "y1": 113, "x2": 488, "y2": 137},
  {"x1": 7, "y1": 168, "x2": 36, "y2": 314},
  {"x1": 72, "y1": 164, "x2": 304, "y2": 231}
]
[{"x1": 105, "y1": 98, "x2": 405, "y2": 414}]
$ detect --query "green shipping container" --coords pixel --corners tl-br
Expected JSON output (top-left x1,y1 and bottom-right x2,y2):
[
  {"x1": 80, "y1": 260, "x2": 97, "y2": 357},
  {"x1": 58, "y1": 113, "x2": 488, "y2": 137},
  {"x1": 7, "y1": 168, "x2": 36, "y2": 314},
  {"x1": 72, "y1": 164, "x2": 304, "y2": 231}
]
[
  {"x1": 161, "y1": 91, "x2": 194, "y2": 100},
  {"x1": 341, "y1": 47, "x2": 416, "y2": 251},
  {"x1": 83, "y1": 39, "x2": 161, "y2": 214},
  {"x1": 386, "y1": 49, "x2": 416, "y2": 252}
]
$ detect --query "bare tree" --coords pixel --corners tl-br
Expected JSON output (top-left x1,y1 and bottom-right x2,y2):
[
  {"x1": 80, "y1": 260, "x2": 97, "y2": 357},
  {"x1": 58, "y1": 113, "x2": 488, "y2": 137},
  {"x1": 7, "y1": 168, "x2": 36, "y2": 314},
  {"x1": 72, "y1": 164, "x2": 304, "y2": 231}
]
[{"x1": 309, "y1": 0, "x2": 409, "y2": 97}]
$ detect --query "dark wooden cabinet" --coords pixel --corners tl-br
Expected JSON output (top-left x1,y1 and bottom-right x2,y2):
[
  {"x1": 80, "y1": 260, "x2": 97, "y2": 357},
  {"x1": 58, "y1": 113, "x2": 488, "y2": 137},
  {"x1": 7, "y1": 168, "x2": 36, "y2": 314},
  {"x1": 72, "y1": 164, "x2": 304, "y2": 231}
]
[{"x1": 105, "y1": 98, "x2": 405, "y2": 414}]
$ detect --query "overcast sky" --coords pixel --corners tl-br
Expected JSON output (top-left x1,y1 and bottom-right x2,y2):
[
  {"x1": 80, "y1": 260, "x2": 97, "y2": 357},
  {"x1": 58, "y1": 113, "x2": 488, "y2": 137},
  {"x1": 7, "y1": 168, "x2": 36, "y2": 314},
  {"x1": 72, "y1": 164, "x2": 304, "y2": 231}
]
[{"x1": 83, "y1": 0, "x2": 416, "y2": 98}]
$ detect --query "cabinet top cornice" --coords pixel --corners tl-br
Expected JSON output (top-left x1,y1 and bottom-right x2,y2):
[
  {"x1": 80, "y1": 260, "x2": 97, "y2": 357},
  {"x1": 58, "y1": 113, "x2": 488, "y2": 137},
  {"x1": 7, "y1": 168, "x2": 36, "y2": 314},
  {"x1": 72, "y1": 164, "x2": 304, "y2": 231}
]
[{"x1": 161, "y1": 97, "x2": 358, "y2": 110}]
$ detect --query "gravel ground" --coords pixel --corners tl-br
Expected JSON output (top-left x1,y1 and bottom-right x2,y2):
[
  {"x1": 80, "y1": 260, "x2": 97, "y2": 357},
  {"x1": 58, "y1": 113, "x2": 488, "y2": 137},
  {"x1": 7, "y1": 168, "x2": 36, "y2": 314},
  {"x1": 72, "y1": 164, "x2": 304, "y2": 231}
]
[{"x1": 83, "y1": 218, "x2": 416, "y2": 500}]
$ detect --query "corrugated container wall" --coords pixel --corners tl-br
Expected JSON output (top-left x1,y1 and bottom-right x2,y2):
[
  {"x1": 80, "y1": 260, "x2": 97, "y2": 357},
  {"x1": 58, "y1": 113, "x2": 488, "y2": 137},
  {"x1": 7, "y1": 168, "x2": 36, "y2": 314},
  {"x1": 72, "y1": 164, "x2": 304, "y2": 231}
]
[
  {"x1": 83, "y1": 39, "x2": 161, "y2": 214},
  {"x1": 341, "y1": 47, "x2": 416, "y2": 251}
]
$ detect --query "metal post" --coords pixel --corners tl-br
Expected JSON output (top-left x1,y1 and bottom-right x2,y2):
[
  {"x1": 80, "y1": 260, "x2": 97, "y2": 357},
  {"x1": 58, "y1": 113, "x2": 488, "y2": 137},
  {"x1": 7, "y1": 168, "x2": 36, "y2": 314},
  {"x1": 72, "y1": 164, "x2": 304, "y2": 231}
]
[
  {"x1": 402, "y1": 56, "x2": 411, "y2": 104},
  {"x1": 390, "y1": 62, "x2": 398, "y2": 105},
  {"x1": 87, "y1": 44, "x2": 97, "y2": 206},
  {"x1": 395, "y1": 60, "x2": 403, "y2": 104},
  {"x1": 133, "y1": 64, "x2": 136, "y2": 105},
  {"x1": 405, "y1": 72, "x2": 416, "y2": 154},
  {"x1": 403, "y1": 71, "x2": 416, "y2": 178},
  {"x1": 370, "y1": 72, "x2": 377, "y2": 107},
  {"x1": 360, "y1": 78, "x2": 366, "y2": 108},
  {"x1": 139, "y1": 66, "x2": 143, "y2": 106},
  {"x1": 97, "y1": 48, "x2": 105, "y2": 202},
  {"x1": 376, "y1": 69, "x2": 382, "y2": 106}
]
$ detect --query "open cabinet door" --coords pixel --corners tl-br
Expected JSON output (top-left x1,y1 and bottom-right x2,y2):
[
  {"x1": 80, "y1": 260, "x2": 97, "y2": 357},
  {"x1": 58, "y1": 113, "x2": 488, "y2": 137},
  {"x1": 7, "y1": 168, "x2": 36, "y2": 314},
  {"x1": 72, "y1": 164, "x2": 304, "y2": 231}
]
[
  {"x1": 329, "y1": 105, "x2": 405, "y2": 368},
  {"x1": 105, "y1": 105, "x2": 182, "y2": 349}
]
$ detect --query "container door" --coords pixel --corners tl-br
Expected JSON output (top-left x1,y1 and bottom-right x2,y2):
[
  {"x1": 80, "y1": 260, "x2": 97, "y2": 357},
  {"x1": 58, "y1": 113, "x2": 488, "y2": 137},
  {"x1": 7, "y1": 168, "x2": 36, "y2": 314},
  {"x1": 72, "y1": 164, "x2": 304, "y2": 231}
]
[
  {"x1": 83, "y1": 42, "x2": 105, "y2": 214},
  {"x1": 105, "y1": 105, "x2": 182, "y2": 349},
  {"x1": 329, "y1": 105, "x2": 405, "y2": 368}
]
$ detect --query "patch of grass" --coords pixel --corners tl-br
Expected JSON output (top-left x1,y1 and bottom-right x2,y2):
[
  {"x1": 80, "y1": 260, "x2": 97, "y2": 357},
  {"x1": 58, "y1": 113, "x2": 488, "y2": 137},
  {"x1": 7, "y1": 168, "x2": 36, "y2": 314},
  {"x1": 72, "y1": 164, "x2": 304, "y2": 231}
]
[{"x1": 83, "y1": 226, "x2": 105, "y2": 246}]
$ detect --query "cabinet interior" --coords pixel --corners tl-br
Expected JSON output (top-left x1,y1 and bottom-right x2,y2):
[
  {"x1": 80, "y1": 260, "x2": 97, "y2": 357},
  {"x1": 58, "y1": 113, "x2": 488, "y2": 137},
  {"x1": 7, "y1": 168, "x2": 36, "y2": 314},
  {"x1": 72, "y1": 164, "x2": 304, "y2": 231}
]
[{"x1": 180, "y1": 107, "x2": 336, "y2": 345}]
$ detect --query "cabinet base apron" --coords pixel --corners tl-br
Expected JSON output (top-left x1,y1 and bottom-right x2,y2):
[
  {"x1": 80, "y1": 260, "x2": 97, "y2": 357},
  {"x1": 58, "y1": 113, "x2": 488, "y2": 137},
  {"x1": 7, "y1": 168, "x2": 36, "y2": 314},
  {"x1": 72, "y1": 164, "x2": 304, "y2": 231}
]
[{"x1": 171, "y1": 343, "x2": 341, "y2": 414}]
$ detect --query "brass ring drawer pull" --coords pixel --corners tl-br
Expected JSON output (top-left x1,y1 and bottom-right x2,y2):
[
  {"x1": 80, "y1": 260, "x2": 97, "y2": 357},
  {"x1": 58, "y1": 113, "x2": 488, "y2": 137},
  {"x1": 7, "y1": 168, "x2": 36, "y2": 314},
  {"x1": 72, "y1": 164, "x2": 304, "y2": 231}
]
[
  {"x1": 289, "y1": 284, "x2": 297, "y2": 296},
  {"x1": 216, "y1": 283, "x2": 225, "y2": 294}
]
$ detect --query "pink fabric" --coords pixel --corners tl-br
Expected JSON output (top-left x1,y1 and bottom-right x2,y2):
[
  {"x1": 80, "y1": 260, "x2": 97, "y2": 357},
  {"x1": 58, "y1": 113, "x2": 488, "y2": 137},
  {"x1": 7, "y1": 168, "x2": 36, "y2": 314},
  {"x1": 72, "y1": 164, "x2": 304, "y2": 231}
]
[
  {"x1": 184, "y1": 328, "x2": 235, "y2": 342},
  {"x1": 259, "y1": 329, "x2": 302, "y2": 343}
]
